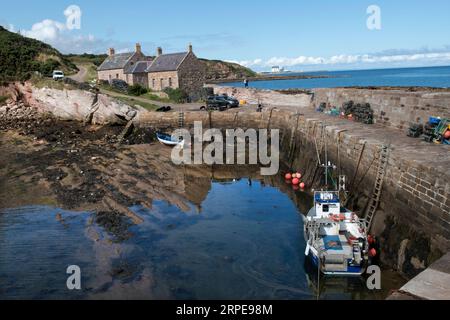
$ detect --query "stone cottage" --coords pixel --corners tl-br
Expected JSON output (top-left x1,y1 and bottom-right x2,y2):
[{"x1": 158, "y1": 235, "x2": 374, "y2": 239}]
[
  {"x1": 147, "y1": 44, "x2": 206, "y2": 94},
  {"x1": 97, "y1": 43, "x2": 151, "y2": 84}
]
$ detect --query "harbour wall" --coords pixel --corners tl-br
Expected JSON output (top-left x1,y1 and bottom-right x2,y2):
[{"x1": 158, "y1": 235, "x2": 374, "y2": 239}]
[
  {"x1": 210, "y1": 85, "x2": 450, "y2": 131},
  {"x1": 137, "y1": 106, "x2": 450, "y2": 279}
]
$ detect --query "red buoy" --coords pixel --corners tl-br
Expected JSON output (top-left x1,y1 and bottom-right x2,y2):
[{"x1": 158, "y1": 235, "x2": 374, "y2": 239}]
[
  {"x1": 444, "y1": 130, "x2": 450, "y2": 139},
  {"x1": 285, "y1": 173, "x2": 292, "y2": 180},
  {"x1": 295, "y1": 173, "x2": 302, "y2": 179},
  {"x1": 300, "y1": 182, "x2": 306, "y2": 189},
  {"x1": 369, "y1": 248, "x2": 377, "y2": 258},
  {"x1": 292, "y1": 178, "x2": 300, "y2": 185}
]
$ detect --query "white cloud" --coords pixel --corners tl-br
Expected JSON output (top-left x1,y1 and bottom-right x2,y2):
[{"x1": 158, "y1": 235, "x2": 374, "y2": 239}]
[
  {"x1": 8, "y1": 5, "x2": 114, "y2": 54},
  {"x1": 23, "y1": 19, "x2": 66, "y2": 42},
  {"x1": 232, "y1": 51, "x2": 450, "y2": 71}
]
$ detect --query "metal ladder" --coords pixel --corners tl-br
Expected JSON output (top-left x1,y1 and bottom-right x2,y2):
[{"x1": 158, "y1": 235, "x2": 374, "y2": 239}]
[
  {"x1": 365, "y1": 145, "x2": 390, "y2": 231},
  {"x1": 178, "y1": 112, "x2": 185, "y2": 128}
]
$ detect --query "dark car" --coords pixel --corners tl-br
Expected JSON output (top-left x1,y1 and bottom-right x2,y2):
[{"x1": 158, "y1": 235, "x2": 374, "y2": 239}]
[
  {"x1": 220, "y1": 94, "x2": 239, "y2": 108},
  {"x1": 202, "y1": 96, "x2": 228, "y2": 111}
]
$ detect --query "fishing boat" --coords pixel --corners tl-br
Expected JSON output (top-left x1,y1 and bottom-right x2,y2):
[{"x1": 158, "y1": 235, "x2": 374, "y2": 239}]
[
  {"x1": 303, "y1": 129, "x2": 371, "y2": 277},
  {"x1": 156, "y1": 132, "x2": 184, "y2": 147}
]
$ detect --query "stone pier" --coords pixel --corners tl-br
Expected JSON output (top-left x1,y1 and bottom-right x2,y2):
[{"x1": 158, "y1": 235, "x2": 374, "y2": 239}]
[{"x1": 388, "y1": 252, "x2": 450, "y2": 300}]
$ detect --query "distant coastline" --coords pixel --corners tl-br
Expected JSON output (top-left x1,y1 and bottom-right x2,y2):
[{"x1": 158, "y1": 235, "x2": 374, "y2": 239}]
[{"x1": 207, "y1": 74, "x2": 334, "y2": 84}]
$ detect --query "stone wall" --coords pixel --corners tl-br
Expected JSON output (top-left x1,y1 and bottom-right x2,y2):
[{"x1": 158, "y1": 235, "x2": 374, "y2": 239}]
[
  {"x1": 136, "y1": 109, "x2": 450, "y2": 278},
  {"x1": 98, "y1": 68, "x2": 126, "y2": 83},
  {"x1": 178, "y1": 52, "x2": 207, "y2": 96},
  {"x1": 131, "y1": 73, "x2": 149, "y2": 87},
  {"x1": 148, "y1": 71, "x2": 179, "y2": 91},
  {"x1": 210, "y1": 85, "x2": 450, "y2": 131}
]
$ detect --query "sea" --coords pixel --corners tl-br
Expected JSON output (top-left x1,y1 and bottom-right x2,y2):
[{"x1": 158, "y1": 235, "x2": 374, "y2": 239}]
[{"x1": 222, "y1": 66, "x2": 450, "y2": 90}]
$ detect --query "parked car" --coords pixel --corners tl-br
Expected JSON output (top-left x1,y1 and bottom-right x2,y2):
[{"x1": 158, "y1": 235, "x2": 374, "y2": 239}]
[
  {"x1": 219, "y1": 94, "x2": 239, "y2": 108},
  {"x1": 52, "y1": 70, "x2": 64, "y2": 81},
  {"x1": 201, "y1": 96, "x2": 228, "y2": 111}
]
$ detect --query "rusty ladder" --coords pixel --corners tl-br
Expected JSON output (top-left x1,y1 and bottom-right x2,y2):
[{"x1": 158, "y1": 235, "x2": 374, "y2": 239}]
[{"x1": 365, "y1": 144, "x2": 390, "y2": 231}]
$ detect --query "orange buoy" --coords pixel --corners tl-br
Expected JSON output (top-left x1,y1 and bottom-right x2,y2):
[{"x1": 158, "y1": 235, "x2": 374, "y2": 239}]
[
  {"x1": 292, "y1": 178, "x2": 300, "y2": 185},
  {"x1": 369, "y1": 248, "x2": 377, "y2": 258},
  {"x1": 444, "y1": 130, "x2": 450, "y2": 139},
  {"x1": 285, "y1": 173, "x2": 292, "y2": 180},
  {"x1": 300, "y1": 182, "x2": 306, "y2": 189}
]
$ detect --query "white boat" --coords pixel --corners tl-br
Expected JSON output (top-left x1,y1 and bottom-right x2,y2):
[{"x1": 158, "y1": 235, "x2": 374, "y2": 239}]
[
  {"x1": 156, "y1": 132, "x2": 184, "y2": 147},
  {"x1": 303, "y1": 191, "x2": 369, "y2": 276},
  {"x1": 303, "y1": 127, "x2": 372, "y2": 277}
]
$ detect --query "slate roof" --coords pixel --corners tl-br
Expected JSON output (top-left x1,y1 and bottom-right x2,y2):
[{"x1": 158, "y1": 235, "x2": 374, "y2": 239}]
[
  {"x1": 98, "y1": 52, "x2": 135, "y2": 71},
  {"x1": 146, "y1": 52, "x2": 189, "y2": 73},
  {"x1": 125, "y1": 60, "x2": 153, "y2": 74}
]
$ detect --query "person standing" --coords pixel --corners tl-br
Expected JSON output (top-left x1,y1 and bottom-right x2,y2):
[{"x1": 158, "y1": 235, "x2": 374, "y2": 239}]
[{"x1": 244, "y1": 78, "x2": 249, "y2": 88}]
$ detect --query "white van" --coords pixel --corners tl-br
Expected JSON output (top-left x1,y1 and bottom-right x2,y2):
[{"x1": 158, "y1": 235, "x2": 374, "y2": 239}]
[{"x1": 52, "y1": 70, "x2": 64, "y2": 81}]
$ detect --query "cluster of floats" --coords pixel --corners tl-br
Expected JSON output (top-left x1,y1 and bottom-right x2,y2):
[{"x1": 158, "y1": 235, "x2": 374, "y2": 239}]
[{"x1": 156, "y1": 129, "x2": 379, "y2": 277}]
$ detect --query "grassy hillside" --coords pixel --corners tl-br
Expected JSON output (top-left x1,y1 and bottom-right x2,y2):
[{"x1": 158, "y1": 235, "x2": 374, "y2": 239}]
[
  {"x1": 0, "y1": 26, "x2": 78, "y2": 82},
  {"x1": 64, "y1": 53, "x2": 108, "y2": 67},
  {"x1": 200, "y1": 59, "x2": 257, "y2": 80}
]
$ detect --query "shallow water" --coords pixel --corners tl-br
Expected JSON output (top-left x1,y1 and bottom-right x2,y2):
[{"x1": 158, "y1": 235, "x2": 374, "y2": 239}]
[{"x1": 0, "y1": 179, "x2": 404, "y2": 300}]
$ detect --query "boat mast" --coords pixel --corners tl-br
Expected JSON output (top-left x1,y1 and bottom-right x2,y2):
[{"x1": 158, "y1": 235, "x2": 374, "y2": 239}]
[{"x1": 320, "y1": 125, "x2": 333, "y2": 190}]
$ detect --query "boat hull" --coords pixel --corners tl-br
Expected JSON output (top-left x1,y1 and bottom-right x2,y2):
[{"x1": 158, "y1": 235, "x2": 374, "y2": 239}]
[
  {"x1": 156, "y1": 133, "x2": 184, "y2": 147},
  {"x1": 306, "y1": 250, "x2": 366, "y2": 277}
]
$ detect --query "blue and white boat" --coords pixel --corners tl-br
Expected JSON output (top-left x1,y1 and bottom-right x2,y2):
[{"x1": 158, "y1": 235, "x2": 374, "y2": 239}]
[
  {"x1": 156, "y1": 132, "x2": 184, "y2": 147},
  {"x1": 304, "y1": 191, "x2": 369, "y2": 276},
  {"x1": 303, "y1": 128, "x2": 370, "y2": 277}
]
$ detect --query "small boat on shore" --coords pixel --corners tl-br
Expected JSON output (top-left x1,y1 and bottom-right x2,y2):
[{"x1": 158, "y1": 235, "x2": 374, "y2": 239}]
[{"x1": 156, "y1": 132, "x2": 184, "y2": 147}]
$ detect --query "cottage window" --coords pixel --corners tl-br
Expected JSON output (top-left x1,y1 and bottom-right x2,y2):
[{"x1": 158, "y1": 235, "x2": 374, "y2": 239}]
[
  {"x1": 169, "y1": 78, "x2": 172, "y2": 87},
  {"x1": 152, "y1": 79, "x2": 155, "y2": 88},
  {"x1": 116, "y1": 74, "x2": 119, "y2": 79},
  {"x1": 160, "y1": 79, "x2": 164, "y2": 89}
]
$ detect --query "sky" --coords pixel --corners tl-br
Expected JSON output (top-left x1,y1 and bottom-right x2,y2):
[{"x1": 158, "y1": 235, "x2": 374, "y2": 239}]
[{"x1": 1, "y1": 0, "x2": 450, "y2": 72}]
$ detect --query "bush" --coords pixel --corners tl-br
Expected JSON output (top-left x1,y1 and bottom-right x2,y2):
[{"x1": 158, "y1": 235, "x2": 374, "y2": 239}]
[
  {"x1": 128, "y1": 84, "x2": 148, "y2": 96},
  {"x1": 0, "y1": 95, "x2": 10, "y2": 105},
  {"x1": 110, "y1": 79, "x2": 129, "y2": 93},
  {"x1": 163, "y1": 87, "x2": 188, "y2": 103},
  {"x1": 39, "y1": 59, "x2": 61, "y2": 77}
]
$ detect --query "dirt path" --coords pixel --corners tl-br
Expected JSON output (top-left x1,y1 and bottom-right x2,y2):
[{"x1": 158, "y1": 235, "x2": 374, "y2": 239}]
[{"x1": 69, "y1": 65, "x2": 88, "y2": 82}]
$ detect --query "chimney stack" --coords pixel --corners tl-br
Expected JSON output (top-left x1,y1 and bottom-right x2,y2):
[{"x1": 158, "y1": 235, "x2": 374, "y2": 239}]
[
  {"x1": 108, "y1": 48, "x2": 115, "y2": 56},
  {"x1": 157, "y1": 47, "x2": 163, "y2": 56},
  {"x1": 135, "y1": 43, "x2": 142, "y2": 54},
  {"x1": 188, "y1": 43, "x2": 193, "y2": 53}
]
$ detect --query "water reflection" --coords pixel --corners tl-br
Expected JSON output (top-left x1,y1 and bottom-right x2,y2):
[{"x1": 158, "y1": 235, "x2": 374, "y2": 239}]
[{"x1": 0, "y1": 166, "x2": 401, "y2": 300}]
